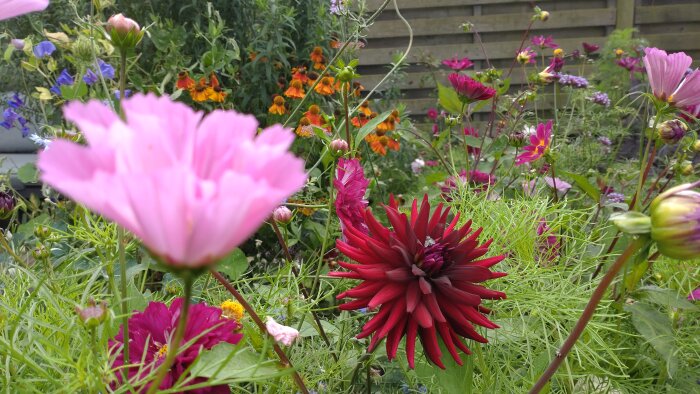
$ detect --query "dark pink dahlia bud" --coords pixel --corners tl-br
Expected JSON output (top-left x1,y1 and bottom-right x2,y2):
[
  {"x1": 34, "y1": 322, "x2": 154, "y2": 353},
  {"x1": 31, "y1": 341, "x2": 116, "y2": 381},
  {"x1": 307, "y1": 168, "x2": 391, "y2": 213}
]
[{"x1": 273, "y1": 206, "x2": 293, "y2": 224}]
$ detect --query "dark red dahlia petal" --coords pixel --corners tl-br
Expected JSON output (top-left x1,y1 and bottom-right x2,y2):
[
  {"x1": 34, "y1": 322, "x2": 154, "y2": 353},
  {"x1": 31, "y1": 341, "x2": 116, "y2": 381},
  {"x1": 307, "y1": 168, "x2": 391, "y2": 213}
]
[
  {"x1": 436, "y1": 322, "x2": 463, "y2": 366},
  {"x1": 468, "y1": 254, "x2": 505, "y2": 269},
  {"x1": 367, "y1": 283, "x2": 405, "y2": 309},
  {"x1": 491, "y1": 272, "x2": 508, "y2": 279},
  {"x1": 439, "y1": 300, "x2": 488, "y2": 342},
  {"x1": 418, "y1": 277, "x2": 432, "y2": 294},
  {"x1": 359, "y1": 304, "x2": 394, "y2": 338},
  {"x1": 443, "y1": 214, "x2": 465, "y2": 238},
  {"x1": 453, "y1": 282, "x2": 507, "y2": 300},
  {"x1": 427, "y1": 203, "x2": 446, "y2": 236},
  {"x1": 375, "y1": 297, "x2": 407, "y2": 339},
  {"x1": 328, "y1": 271, "x2": 361, "y2": 279},
  {"x1": 405, "y1": 282, "x2": 421, "y2": 313},
  {"x1": 449, "y1": 329, "x2": 472, "y2": 355},
  {"x1": 419, "y1": 325, "x2": 445, "y2": 369},
  {"x1": 386, "y1": 315, "x2": 408, "y2": 360},
  {"x1": 340, "y1": 281, "x2": 385, "y2": 299},
  {"x1": 338, "y1": 299, "x2": 368, "y2": 310},
  {"x1": 434, "y1": 280, "x2": 482, "y2": 305},
  {"x1": 441, "y1": 266, "x2": 493, "y2": 283},
  {"x1": 412, "y1": 196, "x2": 431, "y2": 242},
  {"x1": 364, "y1": 209, "x2": 391, "y2": 242},
  {"x1": 462, "y1": 305, "x2": 499, "y2": 329},
  {"x1": 385, "y1": 267, "x2": 413, "y2": 281},
  {"x1": 423, "y1": 292, "x2": 447, "y2": 323},
  {"x1": 406, "y1": 319, "x2": 419, "y2": 369},
  {"x1": 413, "y1": 301, "x2": 433, "y2": 328}
]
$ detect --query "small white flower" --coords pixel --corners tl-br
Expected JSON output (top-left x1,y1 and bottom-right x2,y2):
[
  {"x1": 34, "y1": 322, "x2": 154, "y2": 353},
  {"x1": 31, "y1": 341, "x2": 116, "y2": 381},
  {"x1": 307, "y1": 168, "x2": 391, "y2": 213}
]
[{"x1": 411, "y1": 158, "x2": 425, "y2": 174}]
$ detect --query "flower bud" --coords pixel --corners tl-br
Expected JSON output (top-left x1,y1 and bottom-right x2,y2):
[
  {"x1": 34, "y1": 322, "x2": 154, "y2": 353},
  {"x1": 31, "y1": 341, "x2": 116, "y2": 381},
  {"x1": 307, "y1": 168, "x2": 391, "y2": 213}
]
[
  {"x1": 71, "y1": 36, "x2": 95, "y2": 62},
  {"x1": 508, "y1": 130, "x2": 526, "y2": 147},
  {"x1": 107, "y1": 13, "x2": 142, "y2": 51},
  {"x1": 650, "y1": 182, "x2": 700, "y2": 259},
  {"x1": 553, "y1": 48, "x2": 564, "y2": 58},
  {"x1": 75, "y1": 299, "x2": 108, "y2": 328},
  {"x1": 539, "y1": 11, "x2": 550, "y2": 21},
  {"x1": 0, "y1": 191, "x2": 15, "y2": 218},
  {"x1": 692, "y1": 140, "x2": 700, "y2": 152},
  {"x1": 34, "y1": 225, "x2": 51, "y2": 240},
  {"x1": 11, "y1": 39, "x2": 25, "y2": 50},
  {"x1": 330, "y1": 138, "x2": 349, "y2": 153},
  {"x1": 265, "y1": 316, "x2": 299, "y2": 346},
  {"x1": 657, "y1": 119, "x2": 687, "y2": 144},
  {"x1": 336, "y1": 66, "x2": 354, "y2": 83},
  {"x1": 272, "y1": 206, "x2": 293, "y2": 224},
  {"x1": 680, "y1": 161, "x2": 694, "y2": 176}
]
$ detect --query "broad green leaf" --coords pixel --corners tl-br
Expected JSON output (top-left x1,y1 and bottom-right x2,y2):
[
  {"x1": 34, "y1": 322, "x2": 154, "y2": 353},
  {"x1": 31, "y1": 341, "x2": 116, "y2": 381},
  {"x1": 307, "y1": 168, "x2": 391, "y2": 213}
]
[
  {"x1": 35, "y1": 87, "x2": 52, "y2": 101},
  {"x1": 437, "y1": 82, "x2": 462, "y2": 114},
  {"x1": 638, "y1": 286, "x2": 699, "y2": 310},
  {"x1": 463, "y1": 135, "x2": 481, "y2": 147},
  {"x1": 354, "y1": 110, "x2": 392, "y2": 149},
  {"x1": 60, "y1": 81, "x2": 88, "y2": 100},
  {"x1": 191, "y1": 343, "x2": 288, "y2": 381},
  {"x1": 17, "y1": 162, "x2": 38, "y2": 183},
  {"x1": 624, "y1": 301, "x2": 678, "y2": 377},
  {"x1": 217, "y1": 248, "x2": 249, "y2": 280},
  {"x1": 559, "y1": 171, "x2": 600, "y2": 201}
]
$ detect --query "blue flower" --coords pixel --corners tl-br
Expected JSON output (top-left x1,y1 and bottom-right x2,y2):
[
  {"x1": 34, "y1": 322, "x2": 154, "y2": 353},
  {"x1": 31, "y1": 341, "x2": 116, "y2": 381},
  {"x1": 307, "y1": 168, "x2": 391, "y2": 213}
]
[
  {"x1": 97, "y1": 59, "x2": 115, "y2": 79},
  {"x1": 83, "y1": 69, "x2": 98, "y2": 85},
  {"x1": 1, "y1": 108, "x2": 30, "y2": 136},
  {"x1": 7, "y1": 93, "x2": 24, "y2": 109},
  {"x1": 50, "y1": 69, "x2": 74, "y2": 95},
  {"x1": 114, "y1": 89, "x2": 132, "y2": 100},
  {"x1": 33, "y1": 41, "x2": 56, "y2": 59},
  {"x1": 29, "y1": 134, "x2": 52, "y2": 149}
]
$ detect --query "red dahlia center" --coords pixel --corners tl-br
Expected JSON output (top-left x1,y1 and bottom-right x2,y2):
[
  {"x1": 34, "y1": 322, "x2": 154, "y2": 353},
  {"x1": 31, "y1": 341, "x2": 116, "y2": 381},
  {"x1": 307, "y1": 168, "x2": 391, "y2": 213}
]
[{"x1": 420, "y1": 241, "x2": 447, "y2": 274}]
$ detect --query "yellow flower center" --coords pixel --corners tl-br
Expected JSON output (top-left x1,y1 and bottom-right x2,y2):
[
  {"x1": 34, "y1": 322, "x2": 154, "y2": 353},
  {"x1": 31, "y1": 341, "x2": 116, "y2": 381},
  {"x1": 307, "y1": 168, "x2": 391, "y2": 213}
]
[
  {"x1": 221, "y1": 300, "x2": 245, "y2": 321},
  {"x1": 156, "y1": 344, "x2": 168, "y2": 359}
]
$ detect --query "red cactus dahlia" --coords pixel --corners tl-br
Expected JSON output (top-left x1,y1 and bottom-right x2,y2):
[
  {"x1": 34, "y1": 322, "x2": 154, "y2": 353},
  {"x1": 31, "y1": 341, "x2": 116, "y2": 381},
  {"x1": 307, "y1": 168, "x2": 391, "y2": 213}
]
[{"x1": 330, "y1": 195, "x2": 506, "y2": 368}]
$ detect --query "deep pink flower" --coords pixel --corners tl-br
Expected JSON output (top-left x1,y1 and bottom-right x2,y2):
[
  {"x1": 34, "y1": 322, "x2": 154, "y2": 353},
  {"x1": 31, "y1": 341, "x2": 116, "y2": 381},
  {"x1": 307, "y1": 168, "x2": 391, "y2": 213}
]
[
  {"x1": 38, "y1": 94, "x2": 306, "y2": 268},
  {"x1": 582, "y1": 42, "x2": 600, "y2": 54},
  {"x1": 643, "y1": 47, "x2": 700, "y2": 107},
  {"x1": 109, "y1": 299, "x2": 242, "y2": 393},
  {"x1": 617, "y1": 56, "x2": 641, "y2": 73},
  {"x1": 689, "y1": 287, "x2": 700, "y2": 301},
  {"x1": 463, "y1": 127, "x2": 480, "y2": 155},
  {"x1": 681, "y1": 104, "x2": 700, "y2": 122},
  {"x1": 330, "y1": 195, "x2": 507, "y2": 368},
  {"x1": 441, "y1": 170, "x2": 495, "y2": 198},
  {"x1": 425, "y1": 160, "x2": 439, "y2": 167},
  {"x1": 432, "y1": 123, "x2": 439, "y2": 136},
  {"x1": 0, "y1": 0, "x2": 48, "y2": 21},
  {"x1": 516, "y1": 47, "x2": 537, "y2": 64},
  {"x1": 441, "y1": 56, "x2": 473, "y2": 71},
  {"x1": 426, "y1": 107, "x2": 439, "y2": 121},
  {"x1": 334, "y1": 158, "x2": 369, "y2": 235},
  {"x1": 448, "y1": 73, "x2": 496, "y2": 102},
  {"x1": 515, "y1": 120, "x2": 553, "y2": 166},
  {"x1": 536, "y1": 220, "x2": 560, "y2": 264},
  {"x1": 531, "y1": 35, "x2": 558, "y2": 49}
]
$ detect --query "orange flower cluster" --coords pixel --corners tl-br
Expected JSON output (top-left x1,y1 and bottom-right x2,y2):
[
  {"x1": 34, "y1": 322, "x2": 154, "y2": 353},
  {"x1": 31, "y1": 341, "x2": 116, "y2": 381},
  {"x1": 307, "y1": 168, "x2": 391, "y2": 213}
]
[
  {"x1": 361, "y1": 107, "x2": 402, "y2": 156},
  {"x1": 310, "y1": 46, "x2": 326, "y2": 70},
  {"x1": 176, "y1": 71, "x2": 227, "y2": 103},
  {"x1": 295, "y1": 104, "x2": 331, "y2": 138},
  {"x1": 268, "y1": 95, "x2": 286, "y2": 115}
]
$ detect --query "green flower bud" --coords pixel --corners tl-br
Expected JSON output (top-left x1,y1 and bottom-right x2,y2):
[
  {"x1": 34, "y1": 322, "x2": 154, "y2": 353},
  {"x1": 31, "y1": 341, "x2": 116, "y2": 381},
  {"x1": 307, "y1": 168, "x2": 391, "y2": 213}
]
[
  {"x1": 656, "y1": 119, "x2": 687, "y2": 144},
  {"x1": 680, "y1": 161, "x2": 694, "y2": 176},
  {"x1": 107, "y1": 13, "x2": 143, "y2": 52},
  {"x1": 650, "y1": 182, "x2": 700, "y2": 259},
  {"x1": 71, "y1": 36, "x2": 95, "y2": 63},
  {"x1": 692, "y1": 140, "x2": 700, "y2": 152},
  {"x1": 75, "y1": 299, "x2": 108, "y2": 328}
]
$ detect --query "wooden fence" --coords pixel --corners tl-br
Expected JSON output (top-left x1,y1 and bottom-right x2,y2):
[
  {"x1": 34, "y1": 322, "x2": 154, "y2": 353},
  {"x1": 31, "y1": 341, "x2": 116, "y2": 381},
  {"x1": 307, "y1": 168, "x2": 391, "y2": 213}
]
[{"x1": 359, "y1": 0, "x2": 700, "y2": 121}]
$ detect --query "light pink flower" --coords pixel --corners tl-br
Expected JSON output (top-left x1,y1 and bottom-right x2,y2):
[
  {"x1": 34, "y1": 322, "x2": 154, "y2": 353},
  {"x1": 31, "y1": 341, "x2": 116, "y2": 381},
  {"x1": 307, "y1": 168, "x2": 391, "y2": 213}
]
[
  {"x1": 38, "y1": 94, "x2": 306, "y2": 268},
  {"x1": 265, "y1": 316, "x2": 299, "y2": 346},
  {"x1": 0, "y1": 0, "x2": 48, "y2": 21},
  {"x1": 107, "y1": 13, "x2": 140, "y2": 34},
  {"x1": 643, "y1": 47, "x2": 700, "y2": 107},
  {"x1": 543, "y1": 176, "x2": 571, "y2": 192}
]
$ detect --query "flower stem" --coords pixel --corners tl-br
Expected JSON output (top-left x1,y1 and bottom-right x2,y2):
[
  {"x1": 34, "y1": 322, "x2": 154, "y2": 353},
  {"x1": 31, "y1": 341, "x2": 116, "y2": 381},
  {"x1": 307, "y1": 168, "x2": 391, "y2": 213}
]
[
  {"x1": 146, "y1": 273, "x2": 194, "y2": 394},
  {"x1": 344, "y1": 83, "x2": 352, "y2": 148},
  {"x1": 528, "y1": 239, "x2": 646, "y2": 394},
  {"x1": 117, "y1": 48, "x2": 130, "y2": 373},
  {"x1": 210, "y1": 269, "x2": 309, "y2": 394}
]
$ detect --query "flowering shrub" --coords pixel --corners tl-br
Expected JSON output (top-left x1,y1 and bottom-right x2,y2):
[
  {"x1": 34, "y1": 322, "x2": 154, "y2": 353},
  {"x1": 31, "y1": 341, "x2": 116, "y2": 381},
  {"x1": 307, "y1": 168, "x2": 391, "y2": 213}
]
[{"x1": 0, "y1": 3, "x2": 698, "y2": 394}]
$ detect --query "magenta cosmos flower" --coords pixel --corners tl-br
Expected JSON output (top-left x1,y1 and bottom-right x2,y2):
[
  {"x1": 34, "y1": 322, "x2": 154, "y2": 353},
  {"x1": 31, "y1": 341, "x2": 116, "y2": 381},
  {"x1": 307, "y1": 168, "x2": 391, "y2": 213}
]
[
  {"x1": 441, "y1": 56, "x2": 473, "y2": 71},
  {"x1": 38, "y1": 94, "x2": 306, "y2": 268},
  {"x1": 334, "y1": 158, "x2": 370, "y2": 236},
  {"x1": 448, "y1": 73, "x2": 496, "y2": 102},
  {"x1": 531, "y1": 35, "x2": 558, "y2": 49},
  {"x1": 536, "y1": 219, "x2": 560, "y2": 264},
  {"x1": 109, "y1": 298, "x2": 242, "y2": 393},
  {"x1": 330, "y1": 195, "x2": 507, "y2": 368},
  {"x1": 643, "y1": 47, "x2": 700, "y2": 107},
  {"x1": 0, "y1": 0, "x2": 48, "y2": 21},
  {"x1": 515, "y1": 120, "x2": 553, "y2": 166}
]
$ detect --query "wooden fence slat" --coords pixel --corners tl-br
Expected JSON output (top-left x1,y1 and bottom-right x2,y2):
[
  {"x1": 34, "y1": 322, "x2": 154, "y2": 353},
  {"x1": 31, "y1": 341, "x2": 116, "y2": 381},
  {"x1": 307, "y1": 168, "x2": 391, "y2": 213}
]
[
  {"x1": 366, "y1": 0, "x2": 555, "y2": 10},
  {"x1": 367, "y1": 8, "x2": 615, "y2": 39},
  {"x1": 635, "y1": 4, "x2": 700, "y2": 24}
]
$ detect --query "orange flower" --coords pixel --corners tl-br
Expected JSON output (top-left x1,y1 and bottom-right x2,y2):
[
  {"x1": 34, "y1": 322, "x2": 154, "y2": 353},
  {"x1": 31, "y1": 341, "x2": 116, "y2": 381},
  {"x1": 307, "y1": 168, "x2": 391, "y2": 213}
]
[
  {"x1": 366, "y1": 134, "x2": 400, "y2": 156},
  {"x1": 208, "y1": 86, "x2": 227, "y2": 103},
  {"x1": 190, "y1": 77, "x2": 210, "y2": 102},
  {"x1": 313, "y1": 61, "x2": 326, "y2": 71},
  {"x1": 352, "y1": 81, "x2": 364, "y2": 97},
  {"x1": 315, "y1": 77, "x2": 336, "y2": 96},
  {"x1": 358, "y1": 101, "x2": 372, "y2": 116},
  {"x1": 306, "y1": 71, "x2": 319, "y2": 87},
  {"x1": 391, "y1": 109, "x2": 401, "y2": 123},
  {"x1": 176, "y1": 71, "x2": 194, "y2": 90},
  {"x1": 292, "y1": 66, "x2": 309, "y2": 84},
  {"x1": 295, "y1": 117, "x2": 314, "y2": 138},
  {"x1": 310, "y1": 46, "x2": 324, "y2": 63},
  {"x1": 376, "y1": 115, "x2": 396, "y2": 135},
  {"x1": 285, "y1": 79, "x2": 305, "y2": 99},
  {"x1": 248, "y1": 51, "x2": 257, "y2": 61},
  {"x1": 268, "y1": 95, "x2": 286, "y2": 115},
  {"x1": 352, "y1": 113, "x2": 369, "y2": 127},
  {"x1": 304, "y1": 104, "x2": 323, "y2": 125}
]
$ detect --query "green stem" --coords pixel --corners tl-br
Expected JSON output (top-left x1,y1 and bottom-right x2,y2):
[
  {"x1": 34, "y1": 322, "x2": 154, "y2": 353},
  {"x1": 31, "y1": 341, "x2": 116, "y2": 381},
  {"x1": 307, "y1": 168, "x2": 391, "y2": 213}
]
[
  {"x1": 529, "y1": 239, "x2": 646, "y2": 394},
  {"x1": 146, "y1": 273, "x2": 193, "y2": 394},
  {"x1": 117, "y1": 48, "x2": 130, "y2": 373},
  {"x1": 632, "y1": 116, "x2": 659, "y2": 211},
  {"x1": 344, "y1": 83, "x2": 351, "y2": 148}
]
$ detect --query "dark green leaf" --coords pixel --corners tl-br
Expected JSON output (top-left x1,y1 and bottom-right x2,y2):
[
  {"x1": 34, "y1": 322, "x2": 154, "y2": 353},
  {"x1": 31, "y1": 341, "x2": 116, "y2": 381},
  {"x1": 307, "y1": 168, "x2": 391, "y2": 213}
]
[
  {"x1": 354, "y1": 110, "x2": 392, "y2": 149},
  {"x1": 217, "y1": 248, "x2": 249, "y2": 280},
  {"x1": 437, "y1": 82, "x2": 462, "y2": 114},
  {"x1": 624, "y1": 301, "x2": 678, "y2": 377},
  {"x1": 559, "y1": 171, "x2": 600, "y2": 201},
  {"x1": 60, "y1": 81, "x2": 88, "y2": 100},
  {"x1": 191, "y1": 343, "x2": 288, "y2": 381}
]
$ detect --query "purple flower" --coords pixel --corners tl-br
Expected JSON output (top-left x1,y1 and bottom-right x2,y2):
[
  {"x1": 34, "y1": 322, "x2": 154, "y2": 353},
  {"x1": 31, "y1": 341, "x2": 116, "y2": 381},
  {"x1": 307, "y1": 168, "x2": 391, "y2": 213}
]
[
  {"x1": 330, "y1": 0, "x2": 345, "y2": 14},
  {"x1": 590, "y1": 91, "x2": 611, "y2": 107},
  {"x1": 114, "y1": 89, "x2": 133, "y2": 100},
  {"x1": 531, "y1": 35, "x2": 558, "y2": 49},
  {"x1": 11, "y1": 39, "x2": 24, "y2": 50},
  {"x1": 597, "y1": 136, "x2": 612, "y2": 146},
  {"x1": 688, "y1": 287, "x2": 700, "y2": 301},
  {"x1": 537, "y1": 219, "x2": 560, "y2": 264},
  {"x1": 582, "y1": 42, "x2": 600, "y2": 54},
  {"x1": 441, "y1": 56, "x2": 473, "y2": 71},
  {"x1": 7, "y1": 93, "x2": 24, "y2": 109},
  {"x1": 32, "y1": 40, "x2": 55, "y2": 58},
  {"x1": 543, "y1": 176, "x2": 571, "y2": 192},
  {"x1": 1, "y1": 107, "x2": 29, "y2": 136},
  {"x1": 605, "y1": 192, "x2": 625, "y2": 203},
  {"x1": 516, "y1": 47, "x2": 537, "y2": 64},
  {"x1": 557, "y1": 74, "x2": 589, "y2": 88},
  {"x1": 83, "y1": 60, "x2": 115, "y2": 85},
  {"x1": 617, "y1": 56, "x2": 641, "y2": 73},
  {"x1": 83, "y1": 69, "x2": 98, "y2": 85},
  {"x1": 50, "y1": 69, "x2": 74, "y2": 95},
  {"x1": 334, "y1": 158, "x2": 370, "y2": 236},
  {"x1": 109, "y1": 298, "x2": 242, "y2": 393}
]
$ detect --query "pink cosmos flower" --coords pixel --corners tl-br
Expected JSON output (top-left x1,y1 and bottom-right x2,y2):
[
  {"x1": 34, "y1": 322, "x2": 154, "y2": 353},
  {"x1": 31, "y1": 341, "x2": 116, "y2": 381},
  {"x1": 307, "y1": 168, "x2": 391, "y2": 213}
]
[
  {"x1": 582, "y1": 42, "x2": 600, "y2": 54},
  {"x1": 515, "y1": 120, "x2": 552, "y2": 166},
  {"x1": 448, "y1": 73, "x2": 496, "y2": 102},
  {"x1": 643, "y1": 47, "x2": 700, "y2": 107},
  {"x1": 680, "y1": 104, "x2": 700, "y2": 122},
  {"x1": 426, "y1": 107, "x2": 439, "y2": 120},
  {"x1": 543, "y1": 176, "x2": 571, "y2": 193},
  {"x1": 441, "y1": 56, "x2": 473, "y2": 71},
  {"x1": 441, "y1": 169, "x2": 495, "y2": 198},
  {"x1": 0, "y1": 0, "x2": 48, "y2": 21},
  {"x1": 109, "y1": 298, "x2": 242, "y2": 393},
  {"x1": 689, "y1": 287, "x2": 700, "y2": 301},
  {"x1": 516, "y1": 47, "x2": 537, "y2": 64},
  {"x1": 531, "y1": 35, "x2": 558, "y2": 49},
  {"x1": 38, "y1": 94, "x2": 306, "y2": 268},
  {"x1": 617, "y1": 56, "x2": 641, "y2": 73},
  {"x1": 334, "y1": 158, "x2": 369, "y2": 236},
  {"x1": 536, "y1": 220, "x2": 560, "y2": 264},
  {"x1": 265, "y1": 317, "x2": 300, "y2": 346}
]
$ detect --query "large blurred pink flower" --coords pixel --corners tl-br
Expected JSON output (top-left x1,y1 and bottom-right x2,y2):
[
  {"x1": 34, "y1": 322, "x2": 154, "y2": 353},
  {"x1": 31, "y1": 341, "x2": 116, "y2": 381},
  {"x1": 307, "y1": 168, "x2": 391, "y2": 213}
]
[
  {"x1": 109, "y1": 298, "x2": 242, "y2": 393},
  {"x1": 0, "y1": 0, "x2": 48, "y2": 21},
  {"x1": 38, "y1": 94, "x2": 306, "y2": 268},
  {"x1": 515, "y1": 120, "x2": 552, "y2": 166},
  {"x1": 643, "y1": 47, "x2": 700, "y2": 107},
  {"x1": 334, "y1": 158, "x2": 369, "y2": 236}
]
